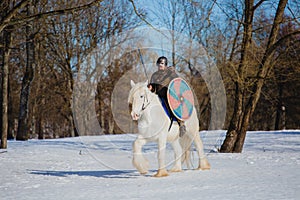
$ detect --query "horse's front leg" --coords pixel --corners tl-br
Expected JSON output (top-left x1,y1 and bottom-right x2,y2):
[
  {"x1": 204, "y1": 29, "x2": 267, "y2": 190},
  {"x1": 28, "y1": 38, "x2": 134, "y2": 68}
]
[
  {"x1": 154, "y1": 136, "x2": 169, "y2": 177},
  {"x1": 132, "y1": 136, "x2": 149, "y2": 175}
]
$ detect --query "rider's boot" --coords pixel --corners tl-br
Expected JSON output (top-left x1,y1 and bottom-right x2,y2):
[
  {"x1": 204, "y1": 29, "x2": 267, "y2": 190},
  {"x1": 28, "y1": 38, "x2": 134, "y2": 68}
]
[{"x1": 178, "y1": 120, "x2": 186, "y2": 137}]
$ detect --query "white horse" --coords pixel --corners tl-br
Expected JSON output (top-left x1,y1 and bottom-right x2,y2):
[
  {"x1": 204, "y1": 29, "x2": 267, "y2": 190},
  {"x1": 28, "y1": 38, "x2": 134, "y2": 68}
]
[{"x1": 128, "y1": 80, "x2": 210, "y2": 177}]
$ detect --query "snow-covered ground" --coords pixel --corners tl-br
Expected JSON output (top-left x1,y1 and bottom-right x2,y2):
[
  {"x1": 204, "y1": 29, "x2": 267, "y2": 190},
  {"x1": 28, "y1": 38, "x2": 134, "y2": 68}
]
[{"x1": 1, "y1": 130, "x2": 299, "y2": 200}]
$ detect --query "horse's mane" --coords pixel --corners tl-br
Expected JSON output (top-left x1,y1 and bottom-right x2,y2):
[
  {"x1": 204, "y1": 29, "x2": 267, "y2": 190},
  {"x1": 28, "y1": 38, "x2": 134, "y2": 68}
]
[{"x1": 128, "y1": 82, "x2": 148, "y2": 104}]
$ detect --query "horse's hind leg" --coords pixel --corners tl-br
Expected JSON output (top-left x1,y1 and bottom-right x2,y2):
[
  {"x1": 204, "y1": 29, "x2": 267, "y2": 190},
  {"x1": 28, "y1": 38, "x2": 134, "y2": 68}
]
[
  {"x1": 169, "y1": 139, "x2": 182, "y2": 173},
  {"x1": 194, "y1": 133, "x2": 210, "y2": 170},
  {"x1": 180, "y1": 134, "x2": 193, "y2": 169},
  {"x1": 132, "y1": 137, "x2": 149, "y2": 174}
]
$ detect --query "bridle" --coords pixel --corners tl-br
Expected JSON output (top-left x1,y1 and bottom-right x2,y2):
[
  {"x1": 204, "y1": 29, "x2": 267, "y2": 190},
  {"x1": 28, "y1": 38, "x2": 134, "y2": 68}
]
[
  {"x1": 141, "y1": 92, "x2": 151, "y2": 111},
  {"x1": 130, "y1": 85, "x2": 152, "y2": 112}
]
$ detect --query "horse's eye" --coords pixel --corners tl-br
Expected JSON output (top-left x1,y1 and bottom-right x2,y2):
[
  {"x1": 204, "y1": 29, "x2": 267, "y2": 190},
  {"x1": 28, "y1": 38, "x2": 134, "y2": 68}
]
[{"x1": 140, "y1": 95, "x2": 144, "y2": 98}]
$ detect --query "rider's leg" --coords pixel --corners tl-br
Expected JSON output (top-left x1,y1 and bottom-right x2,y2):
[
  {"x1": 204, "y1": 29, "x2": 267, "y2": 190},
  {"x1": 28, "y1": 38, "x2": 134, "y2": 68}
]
[{"x1": 160, "y1": 95, "x2": 186, "y2": 137}]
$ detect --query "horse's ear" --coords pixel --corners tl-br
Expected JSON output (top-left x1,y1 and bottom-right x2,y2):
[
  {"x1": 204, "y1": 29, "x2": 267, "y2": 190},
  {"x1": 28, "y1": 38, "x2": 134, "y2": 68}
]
[
  {"x1": 144, "y1": 80, "x2": 148, "y2": 86},
  {"x1": 130, "y1": 80, "x2": 135, "y2": 88}
]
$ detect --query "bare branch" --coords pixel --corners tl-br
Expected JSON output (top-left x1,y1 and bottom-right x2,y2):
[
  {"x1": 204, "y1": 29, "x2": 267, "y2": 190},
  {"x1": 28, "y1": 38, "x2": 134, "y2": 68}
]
[
  {"x1": 128, "y1": 0, "x2": 167, "y2": 37},
  {"x1": 287, "y1": 5, "x2": 300, "y2": 25},
  {"x1": 0, "y1": 0, "x2": 30, "y2": 33},
  {"x1": 253, "y1": 0, "x2": 266, "y2": 11},
  {"x1": 266, "y1": 30, "x2": 300, "y2": 62},
  {"x1": 0, "y1": 0, "x2": 103, "y2": 33}
]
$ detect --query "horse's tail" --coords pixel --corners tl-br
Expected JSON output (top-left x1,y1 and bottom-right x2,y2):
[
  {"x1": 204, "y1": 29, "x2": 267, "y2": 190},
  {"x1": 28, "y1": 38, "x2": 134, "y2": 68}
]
[{"x1": 179, "y1": 135, "x2": 193, "y2": 169}]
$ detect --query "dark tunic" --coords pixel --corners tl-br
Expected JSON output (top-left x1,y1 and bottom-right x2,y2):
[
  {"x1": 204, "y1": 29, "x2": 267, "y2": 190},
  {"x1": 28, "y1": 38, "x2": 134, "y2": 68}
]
[
  {"x1": 149, "y1": 66, "x2": 178, "y2": 99},
  {"x1": 149, "y1": 67, "x2": 178, "y2": 120}
]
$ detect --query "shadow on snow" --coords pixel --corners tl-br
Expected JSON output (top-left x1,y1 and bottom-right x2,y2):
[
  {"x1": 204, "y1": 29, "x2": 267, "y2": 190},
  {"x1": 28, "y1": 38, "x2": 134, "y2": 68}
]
[{"x1": 28, "y1": 169, "x2": 146, "y2": 179}]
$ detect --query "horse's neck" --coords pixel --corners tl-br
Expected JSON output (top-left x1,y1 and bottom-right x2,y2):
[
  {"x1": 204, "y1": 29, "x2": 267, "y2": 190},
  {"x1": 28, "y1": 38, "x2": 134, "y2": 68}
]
[
  {"x1": 141, "y1": 92, "x2": 165, "y2": 120},
  {"x1": 137, "y1": 92, "x2": 169, "y2": 133},
  {"x1": 147, "y1": 91, "x2": 163, "y2": 107}
]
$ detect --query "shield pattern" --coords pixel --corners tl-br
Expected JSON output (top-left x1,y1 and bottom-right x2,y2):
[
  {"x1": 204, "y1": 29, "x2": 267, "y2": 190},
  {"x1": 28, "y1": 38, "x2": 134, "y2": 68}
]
[{"x1": 167, "y1": 78, "x2": 194, "y2": 121}]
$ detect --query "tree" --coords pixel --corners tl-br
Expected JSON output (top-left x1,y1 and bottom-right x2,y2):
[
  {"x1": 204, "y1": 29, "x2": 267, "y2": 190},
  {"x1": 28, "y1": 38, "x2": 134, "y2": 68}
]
[
  {"x1": 0, "y1": 0, "x2": 103, "y2": 143},
  {"x1": 0, "y1": 28, "x2": 11, "y2": 148},
  {"x1": 220, "y1": 0, "x2": 300, "y2": 152},
  {"x1": 248, "y1": 18, "x2": 300, "y2": 131},
  {"x1": 16, "y1": 2, "x2": 35, "y2": 141},
  {"x1": 35, "y1": 0, "x2": 142, "y2": 136},
  {"x1": 273, "y1": 21, "x2": 300, "y2": 130},
  {"x1": 1, "y1": 0, "x2": 13, "y2": 148}
]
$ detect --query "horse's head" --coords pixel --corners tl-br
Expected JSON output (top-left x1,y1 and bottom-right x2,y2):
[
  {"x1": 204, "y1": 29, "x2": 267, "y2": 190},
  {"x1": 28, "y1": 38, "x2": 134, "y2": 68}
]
[{"x1": 128, "y1": 80, "x2": 149, "y2": 121}]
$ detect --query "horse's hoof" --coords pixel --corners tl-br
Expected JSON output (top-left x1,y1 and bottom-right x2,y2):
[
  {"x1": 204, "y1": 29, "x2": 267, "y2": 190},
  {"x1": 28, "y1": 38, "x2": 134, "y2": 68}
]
[
  {"x1": 196, "y1": 166, "x2": 210, "y2": 170},
  {"x1": 169, "y1": 168, "x2": 182, "y2": 173},
  {"x1": 153, "y1": 169, "x2": 169, "y2": 177},
  {"x1": 199, "y1": 159, "x2": 211, "y2": 170}
]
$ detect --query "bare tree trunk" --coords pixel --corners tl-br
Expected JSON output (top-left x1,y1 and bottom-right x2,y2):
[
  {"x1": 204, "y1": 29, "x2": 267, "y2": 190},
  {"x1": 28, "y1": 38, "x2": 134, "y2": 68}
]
[
  {"x1": 275, "y1": 83, "x2": 283, "y2": 130},
  {"x1": 108, "y1": 110, "x2": 114, "y2": 134},
  {"x1": 220, "y1": 82, "x2": 242, "y2": 152},
  {"x1": 220, "y1": 0, "x2": 254, "y2": 153},
  {"x1": 1, "y1": 28, "x2": 11, "y2": 149},
  {"x1": 221, "y1": 0, "x2": 289, "y2": 153},
  {"x1": 0, "y1": 33, "x2": 2, "y2": 146},
  {"x1": 16, "y1": 4, "x2": 35, "y2": 140},
  {"x1": 8, "y1": 77, "x2": 15, "y2": 140},
  {"x1": 37, "y1": 117, "x2": 44, "y2": 139},
  {"x1": 66, "y1": 72, "x2": 78, "y2": 137}
]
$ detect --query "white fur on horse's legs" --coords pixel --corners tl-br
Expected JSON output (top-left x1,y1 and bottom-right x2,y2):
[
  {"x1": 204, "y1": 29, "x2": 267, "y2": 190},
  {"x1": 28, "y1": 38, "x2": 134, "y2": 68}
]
[
  {"x1": 132, "y1": 137, "x2": 149, "y2": 174},
  {"x1": 180, "y1": 135, "x2": 192, "y2": 169},
  {"x1": 193, "y1": 133, "x2": 211, "y2": 170},
  {"x1": 169, "y1": 139, "x2": 182, "y2": 172},
  {"x1": 154, "y1": 136, "x2": 169, "y2": 177},
  {"x1": 184, "y1": 150, "x2": 191, "y2": 169}
]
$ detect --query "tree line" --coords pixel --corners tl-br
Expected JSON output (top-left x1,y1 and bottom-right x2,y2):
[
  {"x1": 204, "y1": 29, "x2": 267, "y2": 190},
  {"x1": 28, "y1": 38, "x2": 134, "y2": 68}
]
[{"x1": 1, "y1": 0, "x2": 299, "y2": 152}]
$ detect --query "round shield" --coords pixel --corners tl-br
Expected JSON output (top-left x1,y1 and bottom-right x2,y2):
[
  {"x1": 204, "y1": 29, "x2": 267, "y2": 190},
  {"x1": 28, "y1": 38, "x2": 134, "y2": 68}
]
[{"x1": 167, "y1": 78, "x2": 194, "y2": 121}]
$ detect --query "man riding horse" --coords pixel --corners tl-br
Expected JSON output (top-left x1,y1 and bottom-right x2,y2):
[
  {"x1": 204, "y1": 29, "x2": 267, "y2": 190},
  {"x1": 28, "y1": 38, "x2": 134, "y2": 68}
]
[{"x1": 147, "y1": 56, "x2": 186, "y2": 137}]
